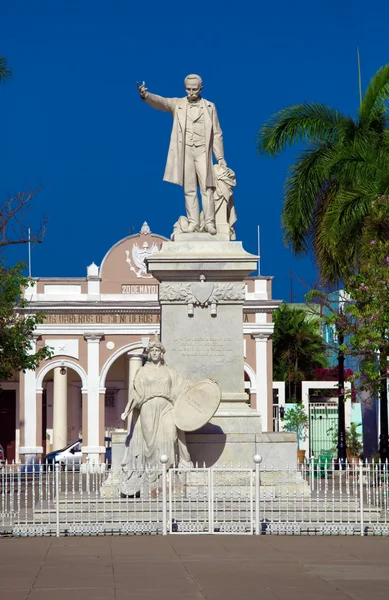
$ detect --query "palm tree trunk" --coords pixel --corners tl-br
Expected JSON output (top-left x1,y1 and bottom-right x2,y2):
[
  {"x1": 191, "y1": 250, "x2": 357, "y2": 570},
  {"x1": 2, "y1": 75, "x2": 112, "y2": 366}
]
[
  {"x1": 288, "y1": 350, "x2": 292, "y2": 400},
  {"x1": 337, "y1": 330, "x2": 347, "y2": 463},
  {"x1": 294, "y1": 357, "x2": 298, "y2": 399},
  {"x1": 360, "y1": 383, "x2": 378, "y2": 459},
  {"x1": 358, "y1": 324, "x2": 379, "y2": 459},
  {"x1": 379, "y1": 352, "x2": 389, "y2": 462}
]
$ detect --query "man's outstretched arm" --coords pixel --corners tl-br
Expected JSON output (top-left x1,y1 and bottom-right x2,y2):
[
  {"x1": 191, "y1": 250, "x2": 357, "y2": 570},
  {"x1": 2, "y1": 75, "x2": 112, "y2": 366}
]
[{"x1": 137, "y1": 81, "x2": 177, "y2": 113}]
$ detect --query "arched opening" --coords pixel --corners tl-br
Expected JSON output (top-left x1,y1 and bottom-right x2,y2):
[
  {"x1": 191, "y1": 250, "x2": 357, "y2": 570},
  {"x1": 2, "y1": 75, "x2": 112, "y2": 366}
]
[
  {"x1": 104, "y1": 353, "x2": 129, "y2": 435},
  {"x1": 41, "y1": 366, "x2": 83, "y2": 454},
  {"x1": 100, "y1": 342, "x2": 147, "y2": 437},
  {"x1": 244, "y1": 363, "x2": 256, "y2": 408}
]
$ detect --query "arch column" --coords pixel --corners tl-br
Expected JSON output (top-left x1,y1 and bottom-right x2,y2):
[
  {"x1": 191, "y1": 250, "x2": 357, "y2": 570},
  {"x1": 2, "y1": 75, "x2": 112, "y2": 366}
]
[
  {"x1": 83, "y1": 333, "x2": 105, "y2": 464},
  {"x1": 53, "y1": 367, "x2": 68, "y2": 450},
  {"x1": 19, "y1": 335, "x2": 43, "y2": 463},
  {"x1": 252, "y1": 331, "x2": 273, "y2": 432}
]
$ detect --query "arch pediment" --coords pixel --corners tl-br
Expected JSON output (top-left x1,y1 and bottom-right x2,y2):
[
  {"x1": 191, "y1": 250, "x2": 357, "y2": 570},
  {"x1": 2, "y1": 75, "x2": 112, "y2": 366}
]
[{"x1": 99, "y1": 224, "x2": 167, "y2": 294}]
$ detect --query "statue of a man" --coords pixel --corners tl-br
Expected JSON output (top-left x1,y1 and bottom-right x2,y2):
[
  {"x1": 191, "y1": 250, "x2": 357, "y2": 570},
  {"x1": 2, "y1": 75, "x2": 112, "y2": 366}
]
[{"x1": 137, "y1": 74, "x2": 226, "y2": 235}]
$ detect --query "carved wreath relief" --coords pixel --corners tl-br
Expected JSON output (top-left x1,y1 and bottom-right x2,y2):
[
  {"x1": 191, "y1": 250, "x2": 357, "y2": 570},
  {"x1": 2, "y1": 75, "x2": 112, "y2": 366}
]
[{"x1": 159, "y1": 275, "x2": 245, "y2": 317}]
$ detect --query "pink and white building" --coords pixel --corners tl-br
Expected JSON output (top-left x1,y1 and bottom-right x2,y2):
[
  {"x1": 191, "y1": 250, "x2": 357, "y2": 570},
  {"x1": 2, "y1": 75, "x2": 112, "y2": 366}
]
[{"x1": 0, "y1": 224, "x2": 279, "y2": 464}]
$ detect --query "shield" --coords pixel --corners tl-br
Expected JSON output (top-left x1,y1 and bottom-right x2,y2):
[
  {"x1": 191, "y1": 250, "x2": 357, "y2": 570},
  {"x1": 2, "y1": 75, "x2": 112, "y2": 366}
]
[
  {"x1": 173, "y1": 380, "x2": 221, "y2": 432},
  {"x1": 191, "y1": 281, "x2": 214, "y2": 305}
]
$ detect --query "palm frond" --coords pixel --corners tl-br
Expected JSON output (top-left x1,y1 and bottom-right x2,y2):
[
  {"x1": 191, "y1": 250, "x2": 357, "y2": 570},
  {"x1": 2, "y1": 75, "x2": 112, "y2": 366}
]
[
  {"x1": 282, "y1": 142, "x2": 336, "y2": 253},
  {"x1": 257, "y1": 102, "x2": 352, "y2": 156},
  {"x1": 315, "y1": 189, "x2": 374, "y2": 282},
  {"x1": 359, "y1": 64, "x2": 389, "y2": 125},
  {"x1": 0, "y1": 57, "x2": 12, "y2": 82},
  {"x1": 325, "y1": 138, "x2": 387, "y2": 185},
  {"x1": 257, "y1": 64, "x2": 389, "y2": 285}
]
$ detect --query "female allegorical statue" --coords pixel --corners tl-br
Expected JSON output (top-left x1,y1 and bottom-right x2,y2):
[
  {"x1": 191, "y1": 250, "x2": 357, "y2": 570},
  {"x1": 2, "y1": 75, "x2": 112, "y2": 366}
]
[{"x1": 120, "y1": 336, "x2": 193, "y2": 496}]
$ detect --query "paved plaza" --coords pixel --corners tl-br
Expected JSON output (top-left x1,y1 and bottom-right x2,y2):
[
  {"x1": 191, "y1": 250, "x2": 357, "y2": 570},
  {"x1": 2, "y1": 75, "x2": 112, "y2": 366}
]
[{"x1": 0, "y1": 535, "x2": 389, "y2": 599}]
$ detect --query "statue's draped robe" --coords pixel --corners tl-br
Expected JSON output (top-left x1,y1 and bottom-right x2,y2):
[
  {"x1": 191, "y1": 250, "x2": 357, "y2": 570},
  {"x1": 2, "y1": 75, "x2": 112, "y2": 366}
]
[{"x1": 120, "y1": 362, "x2": 192, "y2": 496}]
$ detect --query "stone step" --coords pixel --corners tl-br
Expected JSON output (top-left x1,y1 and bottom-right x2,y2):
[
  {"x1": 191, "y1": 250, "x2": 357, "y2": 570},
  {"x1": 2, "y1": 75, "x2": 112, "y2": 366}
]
[
  {"x1": 40, "y1": 497, "x2": 381, "y2": 510},
  {"x1": 32, "y1": 506, "x2": 382, "y2": 519},
  {"x1": 6, "y1": 523, "x2": 389, "y2": 537},
  {"x1": 5, "y1": 514, "x2": 387, "y2": 530}
]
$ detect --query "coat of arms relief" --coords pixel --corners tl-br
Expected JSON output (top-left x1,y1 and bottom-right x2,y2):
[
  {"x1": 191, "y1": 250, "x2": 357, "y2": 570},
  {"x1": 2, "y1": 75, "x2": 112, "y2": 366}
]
[{"x1": 125, "y1": 223, "x2": 159, "y2": 279}]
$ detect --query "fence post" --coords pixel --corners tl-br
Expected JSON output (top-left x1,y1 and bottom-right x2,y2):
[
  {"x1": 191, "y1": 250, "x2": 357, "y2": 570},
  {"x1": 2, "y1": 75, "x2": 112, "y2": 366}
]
[
  {"x1": 359, "y1": 460, "x2": 364, "y2": 537},
  {"x1": 160, "y1": 455, "x2": 169, "y2": 535},
  {"x1": 311, "y1": 455, "x2": 315, "y2": 491},
  {"x1": 55, "y1": 464, "x2": 60, "y2": 538},
  {"x1": 86, "y1": 457, "x2": 90, "y2": 495},
  {"x1": 253, "y1": 455, "x2": 262, "y2": 535}
]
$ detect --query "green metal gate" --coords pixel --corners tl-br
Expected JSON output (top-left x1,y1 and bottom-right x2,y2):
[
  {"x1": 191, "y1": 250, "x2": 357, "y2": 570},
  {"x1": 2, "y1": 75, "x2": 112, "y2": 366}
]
[{"x1": 308, "y1": 401, "x2": 338, "y2": 457}]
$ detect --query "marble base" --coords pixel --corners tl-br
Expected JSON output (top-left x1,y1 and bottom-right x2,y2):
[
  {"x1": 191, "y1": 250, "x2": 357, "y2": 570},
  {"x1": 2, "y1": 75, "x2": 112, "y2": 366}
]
[
  {"x1": 173, "y1": 232, "x2": 230, "y2": 242},
  {"x1": 187, "y1": 430, "x2": 297, "y2": 468},
  {"x1": 104, "y1": 429, "x2": 300, "y2": 498},
  {"x1": 110, "y1": 429, "x2": 297, "y2": 471}
]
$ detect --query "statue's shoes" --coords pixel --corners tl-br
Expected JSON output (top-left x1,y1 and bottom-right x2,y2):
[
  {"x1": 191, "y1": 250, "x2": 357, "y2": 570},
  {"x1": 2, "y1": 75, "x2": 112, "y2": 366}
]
[
  {"x1": 204, "y1": 223, "x2": 217, "y2": 235},
  {"x1": 187, "y1": 223, "x2": 198, "y2": 233}
]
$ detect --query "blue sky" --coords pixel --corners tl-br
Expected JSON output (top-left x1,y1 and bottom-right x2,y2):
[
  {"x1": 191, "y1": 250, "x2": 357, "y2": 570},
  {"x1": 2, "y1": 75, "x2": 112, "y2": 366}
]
[{"x1": 1, "y1": 0, "x2": 388, "y2": 301}]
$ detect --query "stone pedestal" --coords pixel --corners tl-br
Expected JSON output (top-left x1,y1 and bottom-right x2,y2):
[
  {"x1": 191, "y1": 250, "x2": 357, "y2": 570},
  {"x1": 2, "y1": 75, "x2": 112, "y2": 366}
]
[
  {"x1": 111, "y1": 430, "x2": 297, "y2": 471},
  {"x1": 147, "y1": 236, "x2": 263, "y2": 465}
]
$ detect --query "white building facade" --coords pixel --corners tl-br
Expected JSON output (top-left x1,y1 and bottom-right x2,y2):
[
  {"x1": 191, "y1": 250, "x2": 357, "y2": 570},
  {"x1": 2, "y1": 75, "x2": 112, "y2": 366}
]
[{"x1": 1, "y1": 224, "x2": 279, "y2": 464}]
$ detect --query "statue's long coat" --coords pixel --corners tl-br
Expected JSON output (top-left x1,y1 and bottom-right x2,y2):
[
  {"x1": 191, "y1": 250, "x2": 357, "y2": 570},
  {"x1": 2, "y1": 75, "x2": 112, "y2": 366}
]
[{"x1": 143, "y1": 94, "x2": 224, "y2": 188}]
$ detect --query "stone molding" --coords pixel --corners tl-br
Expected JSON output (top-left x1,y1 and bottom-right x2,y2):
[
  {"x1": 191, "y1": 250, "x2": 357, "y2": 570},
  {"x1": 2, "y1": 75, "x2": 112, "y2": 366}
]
[
  {"x1": 251, "y1": 331, "x2": 272, "y2": 341},
  {"x1": 159, "y1": 277, "x2": 245, "y2": 316},
  {"x1": 84, "y1": 332, "x2": 105, "y2": 342}
]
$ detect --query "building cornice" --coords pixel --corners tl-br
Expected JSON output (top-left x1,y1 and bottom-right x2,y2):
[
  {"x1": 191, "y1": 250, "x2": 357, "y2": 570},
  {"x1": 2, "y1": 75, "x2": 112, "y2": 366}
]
[
  {"x1": 243, "y1": 300, "x2": 282, "y2": 313},
  {"x1": 21, "y1": 298, "x2": 281, "y2": 314},
  {"x1": 20, "y1": 301, "x2": 161, "y2": 314}
]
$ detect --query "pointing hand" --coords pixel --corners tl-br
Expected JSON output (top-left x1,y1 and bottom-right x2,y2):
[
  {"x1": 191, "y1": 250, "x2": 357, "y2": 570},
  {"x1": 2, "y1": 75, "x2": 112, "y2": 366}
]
[{"x1": 137, "y1": 81, "x2": 148, "y2": 99}]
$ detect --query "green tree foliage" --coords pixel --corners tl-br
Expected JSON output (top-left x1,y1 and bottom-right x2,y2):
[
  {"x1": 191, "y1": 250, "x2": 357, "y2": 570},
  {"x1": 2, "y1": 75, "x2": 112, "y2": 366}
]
[
  {"x1": 307, "y1": 197, "x2": 389, "y2": 458},
  {"x1": 273, "y1": 304, "x2": 328, "y2": 399},
  {"x1": 308, "y1": 195, "x2": 389, "y2": 395},
  {"x1": 0, "y1": 57, "x2": 12, "y2": 82},
  {"x1": 257, "y1": 65, "x2": 389, "y2": 284},
  {"x1": 281, "y1": 403, "x2": 309, "y2": 450},
  {"x1": 0, "y1": 262, "x2": 51, "y2": 380},
  {"x1": 0, "y1": 59, "x2": 49, "y2": 382},
  {"x1": 0, "y1": 190, "x2": 48, "y2": 382},
  {"x1": 343, "y1": 196, "x2": 389, "y2": 395}
]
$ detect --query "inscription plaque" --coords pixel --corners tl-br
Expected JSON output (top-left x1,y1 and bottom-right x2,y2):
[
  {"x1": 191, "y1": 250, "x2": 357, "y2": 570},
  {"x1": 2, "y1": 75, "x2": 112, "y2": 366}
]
[{"x1": 172, "y1": 336, "x2": 234, "y2": 365}]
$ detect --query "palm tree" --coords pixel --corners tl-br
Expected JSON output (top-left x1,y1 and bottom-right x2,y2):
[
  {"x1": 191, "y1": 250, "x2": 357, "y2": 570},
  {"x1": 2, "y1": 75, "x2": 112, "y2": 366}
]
[
  {"x1": 257, "y1": 65, "x2": 389, "y2": 284},
  {"x1": 0, "y1": 57, "x2": 12, "y2": 82},
  {"x1": 273, "y1": 304, "x2": 328, "y2": 400}
]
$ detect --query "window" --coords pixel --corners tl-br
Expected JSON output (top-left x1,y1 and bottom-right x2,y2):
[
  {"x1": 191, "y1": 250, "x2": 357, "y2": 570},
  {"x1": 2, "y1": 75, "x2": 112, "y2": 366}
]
[{"x1": 105, "y1": 388, "x2": 116, "y2": 408}]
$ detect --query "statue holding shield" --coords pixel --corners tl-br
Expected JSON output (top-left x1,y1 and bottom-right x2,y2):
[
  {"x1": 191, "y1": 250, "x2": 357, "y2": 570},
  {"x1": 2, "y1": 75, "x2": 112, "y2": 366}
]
[{"x1": 120, "y1": 336, "x2": 220, "y2": 496}]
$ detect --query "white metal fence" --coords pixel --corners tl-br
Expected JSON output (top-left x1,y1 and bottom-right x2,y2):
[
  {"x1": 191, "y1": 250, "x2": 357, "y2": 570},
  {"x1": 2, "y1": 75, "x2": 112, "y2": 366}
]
[{"x1": 1, "y1": 457, "x2": 389, "y2": 537}]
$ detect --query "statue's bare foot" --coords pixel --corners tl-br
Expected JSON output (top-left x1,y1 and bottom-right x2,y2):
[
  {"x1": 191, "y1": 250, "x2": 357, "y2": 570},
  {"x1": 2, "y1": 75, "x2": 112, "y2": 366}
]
[{"x1": 204, "y1": 223, "x2": 217, "y2": 235}]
